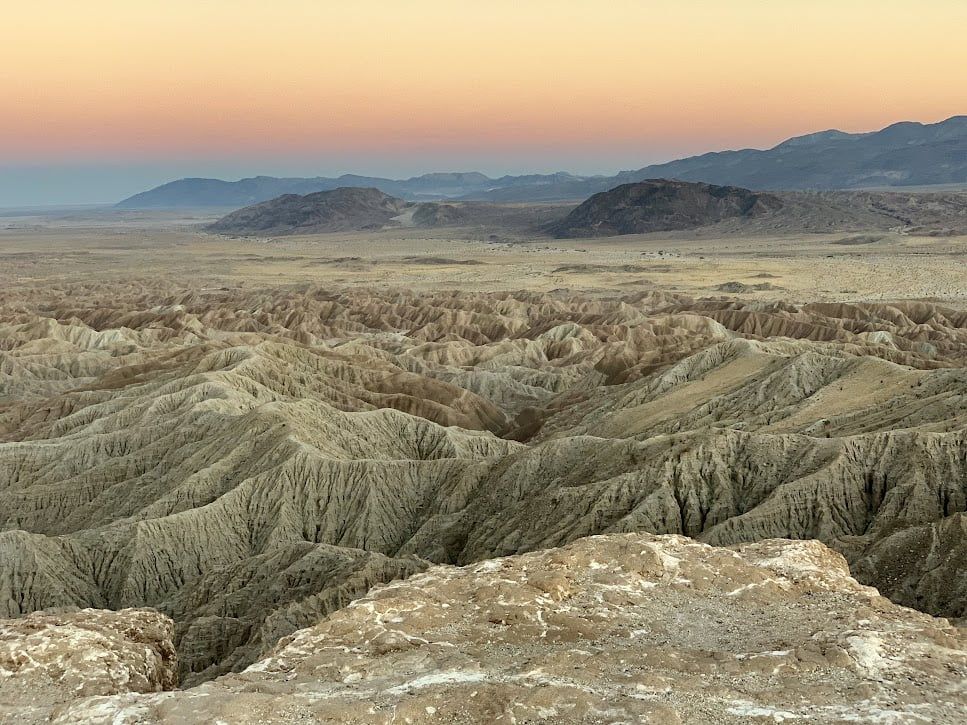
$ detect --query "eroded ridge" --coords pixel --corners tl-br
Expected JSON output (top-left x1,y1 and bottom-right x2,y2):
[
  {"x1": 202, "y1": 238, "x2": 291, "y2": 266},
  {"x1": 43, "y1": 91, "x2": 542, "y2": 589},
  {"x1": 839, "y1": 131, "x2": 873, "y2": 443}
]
[{"x1": 0, "y1": 286, "x2": 964, "y2": 685}]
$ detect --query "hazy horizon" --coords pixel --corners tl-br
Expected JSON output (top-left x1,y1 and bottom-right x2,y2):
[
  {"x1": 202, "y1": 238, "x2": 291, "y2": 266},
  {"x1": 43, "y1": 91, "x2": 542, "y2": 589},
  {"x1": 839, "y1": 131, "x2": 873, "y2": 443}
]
[
  {"x1": 5, "y1": 0, "x2": 967, "y2": 206},
  {"x1": 6, "y1": 113, "x2": 967, "y2": 208}
]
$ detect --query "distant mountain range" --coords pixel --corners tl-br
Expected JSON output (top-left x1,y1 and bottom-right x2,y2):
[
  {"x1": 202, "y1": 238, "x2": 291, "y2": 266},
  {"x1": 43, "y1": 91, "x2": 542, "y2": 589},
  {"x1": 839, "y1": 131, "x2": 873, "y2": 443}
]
[
  {"x1": 116, "y1": 116, "x2": 967, "y2": 208},
  {"x1": 118, "y1": 172, "x2": 499, "y2": 208},
  {"x1": 117, "y1": 171, "x2": 590, "y2": 208},
  {"x1": 610, "y1": 115, "x2": 967, "y2": 192}
]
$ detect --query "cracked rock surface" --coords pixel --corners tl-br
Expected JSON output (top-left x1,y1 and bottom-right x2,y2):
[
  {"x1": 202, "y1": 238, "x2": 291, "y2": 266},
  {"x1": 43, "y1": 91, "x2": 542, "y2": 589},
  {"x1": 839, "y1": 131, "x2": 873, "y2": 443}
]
[
  {"x1": 21, "y1": 533, "x2": 967, "y2": 724},
  {"x1": 0, "y1": 608, "x2": 176, "y2": 723}
]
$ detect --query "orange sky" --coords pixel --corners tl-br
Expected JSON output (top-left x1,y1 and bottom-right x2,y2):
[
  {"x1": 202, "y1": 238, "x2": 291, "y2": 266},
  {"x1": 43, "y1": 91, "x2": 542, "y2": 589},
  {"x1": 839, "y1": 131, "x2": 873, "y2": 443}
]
[{"x1": 3, "y1": 0, "x2": 967, "y2": 167}]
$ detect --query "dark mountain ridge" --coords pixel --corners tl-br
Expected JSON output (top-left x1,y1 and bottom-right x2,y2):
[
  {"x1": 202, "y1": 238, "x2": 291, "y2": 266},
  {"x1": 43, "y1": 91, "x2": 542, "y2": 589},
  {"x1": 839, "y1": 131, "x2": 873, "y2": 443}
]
[
  {"x1": 117, "y1": 116, "x2": 967, "y2": 208},
  {"x1": 207, "y1": 187, "x2": 411, "y2": 235},
  {"x1": 549, "y1": 180, "x2": 782, "y2": 237},
  {"x1": 613, "y1": 115, "x2": 967, "y2": 192}
]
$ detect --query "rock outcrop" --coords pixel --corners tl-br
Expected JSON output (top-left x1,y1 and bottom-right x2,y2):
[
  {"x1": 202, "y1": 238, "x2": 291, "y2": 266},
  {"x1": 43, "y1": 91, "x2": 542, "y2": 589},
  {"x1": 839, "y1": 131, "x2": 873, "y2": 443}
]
[
  {"x1": 0, "y1": 608, "x2": 176, "y2": 723},
  {"x1": 17, "y1": 534, "x2": 966, "y2": 724}
]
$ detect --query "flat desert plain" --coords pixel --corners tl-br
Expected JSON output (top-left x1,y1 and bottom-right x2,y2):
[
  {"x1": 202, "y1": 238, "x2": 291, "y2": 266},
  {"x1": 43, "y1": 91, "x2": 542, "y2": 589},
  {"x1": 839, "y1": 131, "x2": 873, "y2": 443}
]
[{"x1": 1, "y1": 208, "x2": 964, "y2": 301}]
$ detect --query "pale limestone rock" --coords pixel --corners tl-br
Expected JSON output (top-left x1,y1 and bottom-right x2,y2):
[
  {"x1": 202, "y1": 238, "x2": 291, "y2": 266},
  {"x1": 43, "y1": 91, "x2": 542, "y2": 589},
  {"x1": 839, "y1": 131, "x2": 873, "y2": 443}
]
[
  {"x1": 0, "y1": 608, "x2": 176, "y2": 724},
  {"x1": 41, "y1": 534, "x2": 967, "y2": 724}
]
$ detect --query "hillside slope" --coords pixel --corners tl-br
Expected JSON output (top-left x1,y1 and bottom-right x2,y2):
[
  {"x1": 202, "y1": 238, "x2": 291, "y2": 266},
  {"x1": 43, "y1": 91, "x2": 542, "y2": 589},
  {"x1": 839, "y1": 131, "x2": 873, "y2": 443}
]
[
  {"x1": 207, "y1": 187, "x2": 410, "y2": 234},
  {"x1": 626, "y1": 115, "x2": 967, "y2": 190},
  {"x1": 549, "y1": 180, "x2": 782, "y2": 237}
]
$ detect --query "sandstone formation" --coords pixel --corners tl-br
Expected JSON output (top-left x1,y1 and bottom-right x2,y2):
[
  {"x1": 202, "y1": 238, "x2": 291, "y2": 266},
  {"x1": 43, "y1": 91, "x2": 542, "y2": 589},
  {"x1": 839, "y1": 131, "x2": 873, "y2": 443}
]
[
  {"x1": 0, "y1": 284, "x2": 964, "y2": 692},
  {"x1": 12, "y1": 534, "x2": 966, "y2": 723}
]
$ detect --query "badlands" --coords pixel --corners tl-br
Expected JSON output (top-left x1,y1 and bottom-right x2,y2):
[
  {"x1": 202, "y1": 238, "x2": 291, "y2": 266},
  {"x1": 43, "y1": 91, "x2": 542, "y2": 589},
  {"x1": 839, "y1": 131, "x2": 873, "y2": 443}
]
[{"x1": 0, "y1": 206, "x2": 964, "y2": 722}]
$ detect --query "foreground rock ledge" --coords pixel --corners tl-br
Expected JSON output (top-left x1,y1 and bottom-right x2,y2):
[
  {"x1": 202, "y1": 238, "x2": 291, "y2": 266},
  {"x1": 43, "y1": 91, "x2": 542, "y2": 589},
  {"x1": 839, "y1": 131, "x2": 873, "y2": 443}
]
[
  {"x1": 0, "y1": 608, "x2": 176, "y2": 722},
  {"x1": 5, "y1": 534, "x2": 966, "y2": 724}
]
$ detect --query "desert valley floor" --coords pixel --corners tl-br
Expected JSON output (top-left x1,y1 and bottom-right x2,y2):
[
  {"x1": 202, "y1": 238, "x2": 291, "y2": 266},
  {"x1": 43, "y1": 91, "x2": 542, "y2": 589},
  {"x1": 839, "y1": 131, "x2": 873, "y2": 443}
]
[{"x1": 0, "y1": 209, "x2": 965, "y2": 723}]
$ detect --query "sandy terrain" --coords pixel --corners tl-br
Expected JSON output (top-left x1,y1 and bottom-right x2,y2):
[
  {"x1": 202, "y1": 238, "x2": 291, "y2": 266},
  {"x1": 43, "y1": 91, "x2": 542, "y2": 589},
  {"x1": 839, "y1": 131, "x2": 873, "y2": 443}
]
[{"x1": 1, "y1": 210, "x2": 964, "y2": 306}]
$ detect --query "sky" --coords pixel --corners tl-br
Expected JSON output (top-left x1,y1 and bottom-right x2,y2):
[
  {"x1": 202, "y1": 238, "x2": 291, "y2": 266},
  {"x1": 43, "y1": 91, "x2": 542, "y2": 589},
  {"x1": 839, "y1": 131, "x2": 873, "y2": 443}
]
[{"x1": 3, "y1": 0, "x2": 967, "y2": 206}]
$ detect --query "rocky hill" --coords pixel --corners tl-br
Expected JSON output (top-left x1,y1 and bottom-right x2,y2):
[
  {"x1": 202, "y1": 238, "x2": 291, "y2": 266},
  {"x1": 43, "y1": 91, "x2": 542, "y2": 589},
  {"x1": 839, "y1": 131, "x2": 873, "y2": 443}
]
[
  {"x1": 208, "y1": 191, "x2": 576, "y2": 237},
  {"x1": 207, "y1": 187, "x2": 410, "y2": 235},
  {"x1": 548, "y1": 182, "x2": 967, "y2": 238},
  {"x1": 4, "y1": 534, "x2": 965, "y2": 723},
  {"x1": 202, "y1": 180, "x2": 967, "y2": 240},
  {"x1": 549, "y1": 180, "x2": 782, "y2": 237}
]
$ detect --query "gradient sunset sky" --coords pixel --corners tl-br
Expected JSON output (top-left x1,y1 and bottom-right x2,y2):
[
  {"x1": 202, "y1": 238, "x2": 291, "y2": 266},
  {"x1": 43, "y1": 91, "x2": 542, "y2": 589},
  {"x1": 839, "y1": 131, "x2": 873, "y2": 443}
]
[{"x1": 4, "y1": 0, "x2": 967, "y2": 205}]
